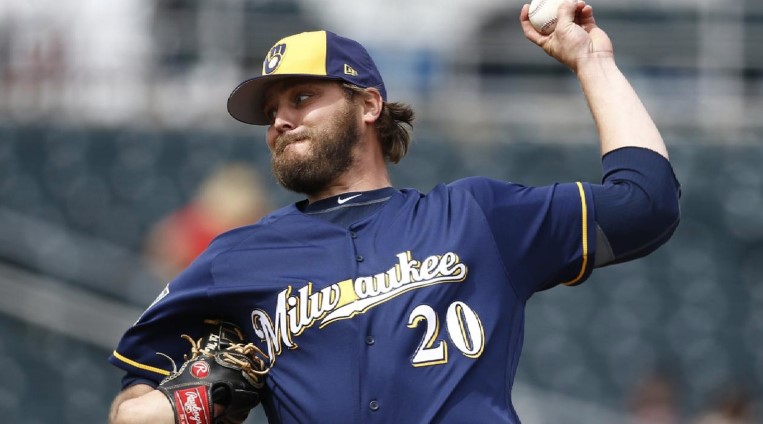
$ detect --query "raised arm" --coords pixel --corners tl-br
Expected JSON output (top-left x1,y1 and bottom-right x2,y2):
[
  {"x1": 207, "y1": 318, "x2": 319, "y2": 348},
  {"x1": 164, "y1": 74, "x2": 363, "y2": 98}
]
[
  {"x1": 520, "y1": 1, "x2": 680, "y2": 267},
  {"x1": 519, "y1": 0, "x2": 668, "y2": 159}
]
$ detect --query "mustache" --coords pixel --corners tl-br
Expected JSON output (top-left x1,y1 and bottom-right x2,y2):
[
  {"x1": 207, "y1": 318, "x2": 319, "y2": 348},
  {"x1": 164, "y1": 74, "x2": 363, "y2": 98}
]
[{"x1": 274, "y1": 131, "x2": 312, "y2": 154}]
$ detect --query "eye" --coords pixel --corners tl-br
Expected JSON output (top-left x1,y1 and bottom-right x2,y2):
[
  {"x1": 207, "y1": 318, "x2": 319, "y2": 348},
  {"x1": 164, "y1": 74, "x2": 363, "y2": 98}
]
[
  {"x1": 294, "y1": 93, "x2": 311, "y2": 105},
  {"x1": 264, "y1": 107, "x2": 277, "y2": 123}
]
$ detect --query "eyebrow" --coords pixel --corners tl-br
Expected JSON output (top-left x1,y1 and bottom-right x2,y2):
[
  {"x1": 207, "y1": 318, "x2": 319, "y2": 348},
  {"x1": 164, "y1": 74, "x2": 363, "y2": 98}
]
[{"x1": 263, "y1": 80, "x2": 328, "y2": 110}]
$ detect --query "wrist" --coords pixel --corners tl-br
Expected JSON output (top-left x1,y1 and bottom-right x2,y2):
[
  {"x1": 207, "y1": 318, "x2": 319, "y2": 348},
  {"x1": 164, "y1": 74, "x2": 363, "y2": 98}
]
[
  {"x1": 116, "y1": 391, "x2": 175, "y2": 424},
  {"x1": 574, "y1": 53, "x2": 617, "y2": 77}
]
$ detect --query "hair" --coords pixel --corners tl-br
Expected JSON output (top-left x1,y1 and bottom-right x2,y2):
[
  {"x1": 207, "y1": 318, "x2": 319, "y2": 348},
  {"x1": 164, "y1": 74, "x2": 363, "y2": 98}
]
[{"x1": 342, "y1": 83, "x2": 415, "y2": 164}]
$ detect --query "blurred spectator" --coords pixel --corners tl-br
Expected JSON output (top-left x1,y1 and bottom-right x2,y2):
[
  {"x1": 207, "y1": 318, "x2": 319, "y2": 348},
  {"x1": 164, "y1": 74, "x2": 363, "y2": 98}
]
[
  {"x1": 0, "y1": 0, "x2": 150, "y2": 123},
  {"x1": 144, "y1": 162, "x2": 272, "y2": 281},
  {"x1": 627, "y1": 372, "x2": 681, "y2": 424},
  {"x1": 692, "y1": 387, "x2": 756, "y2": 424}
]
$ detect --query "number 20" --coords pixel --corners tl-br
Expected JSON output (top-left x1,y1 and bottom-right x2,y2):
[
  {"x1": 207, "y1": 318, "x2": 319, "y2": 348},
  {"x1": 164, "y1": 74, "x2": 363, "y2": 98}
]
[{"x1": 406, "y1": 302, "x2": 485, "y2": 367}]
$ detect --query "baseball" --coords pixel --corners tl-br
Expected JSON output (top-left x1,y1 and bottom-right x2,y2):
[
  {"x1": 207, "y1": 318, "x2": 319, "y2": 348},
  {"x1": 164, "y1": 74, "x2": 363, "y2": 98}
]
[{"x1": 528, "y1": 0, "x2": 567, "y2": 35}]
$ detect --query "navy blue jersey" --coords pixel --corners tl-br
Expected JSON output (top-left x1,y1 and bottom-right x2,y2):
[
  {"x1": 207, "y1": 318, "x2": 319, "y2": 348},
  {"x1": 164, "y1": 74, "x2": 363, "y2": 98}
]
[{"x1": 110, "y1": 176, "x2": 596, "y2": 423}]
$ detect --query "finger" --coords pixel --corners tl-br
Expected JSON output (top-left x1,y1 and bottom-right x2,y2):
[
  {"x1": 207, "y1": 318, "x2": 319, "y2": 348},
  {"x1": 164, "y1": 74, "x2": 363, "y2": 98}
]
[
  {"x1": 214, "y1": 403, "x2": 225, "y2": 416},
  {"x1": 578, "y1": 5, "x2": 597, "y2": 31},
  {"x1": 519, "y1": 3, "x2": 530, "y2": 22},
  {"x1": 555, "y1": 0, "x2": 581, "y2": 29}
]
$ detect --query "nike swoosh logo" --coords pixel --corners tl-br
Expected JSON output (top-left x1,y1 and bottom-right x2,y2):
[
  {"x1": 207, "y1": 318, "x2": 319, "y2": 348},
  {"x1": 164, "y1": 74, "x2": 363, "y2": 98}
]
[{"x1": 337, "y1": 194, "x2": 362, "y2": 204}]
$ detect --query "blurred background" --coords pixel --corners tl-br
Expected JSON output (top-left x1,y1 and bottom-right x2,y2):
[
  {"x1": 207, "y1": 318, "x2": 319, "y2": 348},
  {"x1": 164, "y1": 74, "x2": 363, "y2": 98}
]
[{"x1": 1, "y1": 0, "x2": 762, "y2": 422}]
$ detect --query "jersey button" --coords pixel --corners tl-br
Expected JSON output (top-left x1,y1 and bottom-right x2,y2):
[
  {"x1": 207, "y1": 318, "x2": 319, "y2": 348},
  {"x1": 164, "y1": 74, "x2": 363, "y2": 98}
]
[
  {"x1": 365, "y1": 336, "x2": 375, "y2": 345},
  {"x1": 356, "y1": 255, "x2": 364, "y2": 262},
  {"x1": 369, "y1": 400, "x2": 380, "y2": 411},
  {"x1": 350, "y1": 231, "x2": 358, "y2": 239}
]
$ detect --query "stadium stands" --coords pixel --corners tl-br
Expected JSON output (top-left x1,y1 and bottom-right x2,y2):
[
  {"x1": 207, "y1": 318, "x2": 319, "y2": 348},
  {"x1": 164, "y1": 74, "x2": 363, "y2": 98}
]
[{"x1": 1, "y1": 125, "x2": 761, "y2": 420}]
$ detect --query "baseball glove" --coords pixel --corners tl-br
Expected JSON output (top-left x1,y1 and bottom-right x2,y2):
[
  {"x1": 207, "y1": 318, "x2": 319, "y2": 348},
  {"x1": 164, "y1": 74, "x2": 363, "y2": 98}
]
[{"x1": 157, "y1": 319, "x2": 270, "y2": 424}]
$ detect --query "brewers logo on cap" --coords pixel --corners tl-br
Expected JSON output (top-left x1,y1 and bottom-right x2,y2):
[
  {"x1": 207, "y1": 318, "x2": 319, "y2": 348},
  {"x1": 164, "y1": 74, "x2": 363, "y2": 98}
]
[{"x1": 263, "y1": 44, "x2": 286, "y2": 75}]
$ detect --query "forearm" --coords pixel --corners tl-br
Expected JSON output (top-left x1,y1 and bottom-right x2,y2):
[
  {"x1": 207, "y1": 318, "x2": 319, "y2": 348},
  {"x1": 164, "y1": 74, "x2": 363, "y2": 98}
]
[
  {"x1": 576, "y1": 56, "x2": 668, "y2": 159},
  {"x1": 109, "y1": 384, "x2": 174, "y2": 424}
]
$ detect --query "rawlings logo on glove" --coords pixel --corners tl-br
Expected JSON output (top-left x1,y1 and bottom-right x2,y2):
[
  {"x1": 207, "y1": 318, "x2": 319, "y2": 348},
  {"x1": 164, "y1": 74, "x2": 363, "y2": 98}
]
[
  {"x1": 176, "y1": 388, "x2": 208, "y2": 424},
  {"x1": 158, "y1": 319, "x2": 271, "y2": 424}
]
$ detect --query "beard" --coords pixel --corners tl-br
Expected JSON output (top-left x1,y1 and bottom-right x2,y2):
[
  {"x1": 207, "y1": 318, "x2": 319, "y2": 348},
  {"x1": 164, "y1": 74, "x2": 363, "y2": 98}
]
[{"x1": 271, "y1": 101, "x2": 361, "y2": 196}]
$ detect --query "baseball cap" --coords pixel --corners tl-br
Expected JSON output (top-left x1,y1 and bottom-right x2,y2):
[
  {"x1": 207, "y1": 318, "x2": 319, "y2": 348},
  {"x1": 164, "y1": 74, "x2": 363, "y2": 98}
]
[{"x1": 227, "y1": 30, "x2": 387, "y2": 125}]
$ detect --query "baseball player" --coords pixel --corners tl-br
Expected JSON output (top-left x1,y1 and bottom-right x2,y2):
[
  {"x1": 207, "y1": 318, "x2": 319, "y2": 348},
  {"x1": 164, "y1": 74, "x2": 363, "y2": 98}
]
[{"x1": 108, "y1": 2, "x2": 681, "y2": 423}]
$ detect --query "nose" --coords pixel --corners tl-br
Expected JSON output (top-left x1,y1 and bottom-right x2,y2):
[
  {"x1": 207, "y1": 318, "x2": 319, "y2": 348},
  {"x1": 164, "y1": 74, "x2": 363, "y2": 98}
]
[
  {"x1": 266, "y1": 108, "x2": 296, "y2": 150},
  {"x1": 271, "y1": 108, "x2": 296, "y2": 134}
]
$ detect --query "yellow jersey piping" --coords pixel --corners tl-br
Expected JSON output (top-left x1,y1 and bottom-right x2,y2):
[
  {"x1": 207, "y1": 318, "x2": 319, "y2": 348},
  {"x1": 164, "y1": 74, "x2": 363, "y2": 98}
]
[
  {"x1": 112, "y1": 350, "x2": 170, "y2": 376},
  {"x1": 562, "y1": 182, "x2": 589, "y2": 286}
]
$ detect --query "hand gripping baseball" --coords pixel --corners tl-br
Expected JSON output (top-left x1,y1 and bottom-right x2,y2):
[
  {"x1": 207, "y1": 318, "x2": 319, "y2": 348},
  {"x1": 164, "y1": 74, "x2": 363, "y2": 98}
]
[
  {"x1": 520, "y1": 0, "x2": 613, "y2": 73},
  {"x1": 157, "y1": 319, "x2": 271, "y2": 424}
]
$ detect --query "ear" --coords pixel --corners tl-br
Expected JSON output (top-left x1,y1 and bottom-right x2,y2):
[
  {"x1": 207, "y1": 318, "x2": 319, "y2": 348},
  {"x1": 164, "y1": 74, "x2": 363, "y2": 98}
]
[{"x1": 360, "y1": 88, "x2": 383, "y2": 124}]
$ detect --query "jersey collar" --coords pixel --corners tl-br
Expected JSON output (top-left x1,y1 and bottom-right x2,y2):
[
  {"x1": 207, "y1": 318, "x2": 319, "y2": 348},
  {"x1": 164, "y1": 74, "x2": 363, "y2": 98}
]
[{"x1": 301, "y1": 187, "x2": 398, "y2": 213}]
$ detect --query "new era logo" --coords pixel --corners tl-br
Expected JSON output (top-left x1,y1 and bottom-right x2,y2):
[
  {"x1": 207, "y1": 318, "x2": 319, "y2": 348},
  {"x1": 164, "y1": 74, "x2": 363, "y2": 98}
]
[{"x1": 344, "y1": 64, "x2": 358, "y2": 76}]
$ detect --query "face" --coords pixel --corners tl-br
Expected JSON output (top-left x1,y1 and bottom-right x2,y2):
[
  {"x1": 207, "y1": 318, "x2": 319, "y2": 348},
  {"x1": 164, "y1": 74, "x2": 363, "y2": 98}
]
[{"x1": 263, "y1": 80, "x2": 361, "y2": 196}]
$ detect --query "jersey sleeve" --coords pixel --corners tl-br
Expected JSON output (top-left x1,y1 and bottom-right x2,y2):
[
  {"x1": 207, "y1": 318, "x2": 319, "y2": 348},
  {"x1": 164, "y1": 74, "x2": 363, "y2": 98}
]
[
  {"x1": 108, "y1": 246, "x2": 227, "y2": 386},
  {"x1": 451, "y1": 177, "x2": 596, "y2": 300},
  {"x1": 590, "y1": 147, "x2": 681, "y2": 266}
]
